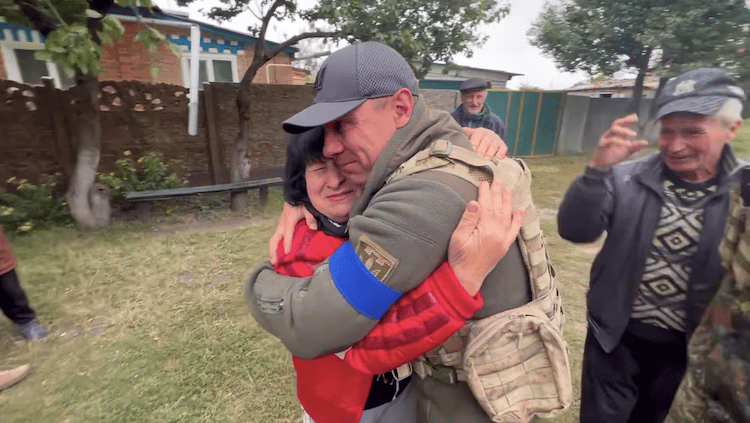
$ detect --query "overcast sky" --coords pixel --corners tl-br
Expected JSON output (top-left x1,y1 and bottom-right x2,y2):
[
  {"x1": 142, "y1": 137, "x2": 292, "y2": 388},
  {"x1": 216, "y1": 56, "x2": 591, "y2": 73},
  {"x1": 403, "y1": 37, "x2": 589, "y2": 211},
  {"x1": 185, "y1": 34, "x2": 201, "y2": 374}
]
[{"x1": 153, "y1": 0, "x2": 591, "y2": 90}]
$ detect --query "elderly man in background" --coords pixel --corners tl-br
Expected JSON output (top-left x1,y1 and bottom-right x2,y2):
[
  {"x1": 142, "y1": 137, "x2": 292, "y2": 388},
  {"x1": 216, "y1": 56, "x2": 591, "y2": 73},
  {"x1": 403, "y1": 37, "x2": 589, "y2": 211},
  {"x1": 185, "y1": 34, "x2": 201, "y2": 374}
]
[
  {"x1": 557, "y1": 68, "x2": 745, "y2": 423},
  {"x1": 451, "y1": 78, "x2": 506, "y2": 140}
]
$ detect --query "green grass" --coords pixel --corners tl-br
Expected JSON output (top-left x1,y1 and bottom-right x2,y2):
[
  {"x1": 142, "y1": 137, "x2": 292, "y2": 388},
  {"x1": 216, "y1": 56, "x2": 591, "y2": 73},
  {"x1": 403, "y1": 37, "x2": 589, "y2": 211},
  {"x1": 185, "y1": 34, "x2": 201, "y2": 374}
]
[{"x1": 732, "y1": 119, "x2": 750, "y2": 158}]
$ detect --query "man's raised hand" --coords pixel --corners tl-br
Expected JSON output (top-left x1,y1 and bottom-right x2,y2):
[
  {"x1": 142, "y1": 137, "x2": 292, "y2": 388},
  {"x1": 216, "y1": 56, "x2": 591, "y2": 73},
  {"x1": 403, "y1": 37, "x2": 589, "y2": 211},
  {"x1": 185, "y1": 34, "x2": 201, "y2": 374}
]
[{"x1": 589, "y1": 113, "x2": 648, "y2": 170}]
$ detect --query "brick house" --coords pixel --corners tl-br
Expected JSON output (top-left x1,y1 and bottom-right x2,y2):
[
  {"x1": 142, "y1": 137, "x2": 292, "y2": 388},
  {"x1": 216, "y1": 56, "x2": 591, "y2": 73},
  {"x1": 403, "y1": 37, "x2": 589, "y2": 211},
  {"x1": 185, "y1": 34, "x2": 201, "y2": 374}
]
[{"x1": 0, "y1": 5, "x2": 304, "y2": 89}]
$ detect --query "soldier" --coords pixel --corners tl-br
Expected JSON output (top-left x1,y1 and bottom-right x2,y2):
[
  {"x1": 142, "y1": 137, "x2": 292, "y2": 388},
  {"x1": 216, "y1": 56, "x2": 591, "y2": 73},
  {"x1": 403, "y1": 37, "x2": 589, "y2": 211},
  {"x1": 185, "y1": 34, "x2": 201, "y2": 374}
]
[
  {"x1": 669, "y1": 164, "x2": 750, "y2": 423},
  {"x1": 248, "y1": 41, "x2": 567, "y2": 423}
]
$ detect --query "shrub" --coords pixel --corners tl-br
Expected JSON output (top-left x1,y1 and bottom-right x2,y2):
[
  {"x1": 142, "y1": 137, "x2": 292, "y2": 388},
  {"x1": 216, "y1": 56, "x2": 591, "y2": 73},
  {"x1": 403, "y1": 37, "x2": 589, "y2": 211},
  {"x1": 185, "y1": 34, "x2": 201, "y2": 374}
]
[
  {"x1": 99, "y1": 151, "x2": 183, "y2": 202},
  {"x1": 0, "y1": 175, "x2": 72, "y2": 234}
]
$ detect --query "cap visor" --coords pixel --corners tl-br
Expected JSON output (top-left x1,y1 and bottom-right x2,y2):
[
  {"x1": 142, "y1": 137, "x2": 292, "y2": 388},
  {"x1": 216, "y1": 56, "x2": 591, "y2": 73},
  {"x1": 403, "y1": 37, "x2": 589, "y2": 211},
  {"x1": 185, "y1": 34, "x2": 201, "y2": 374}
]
[
  {"x1": 282, "y1": 99, "x2": 367, "y2": 134},
  {"x1": 656, "y1": 96, "x2": 727, "y2": 119}
]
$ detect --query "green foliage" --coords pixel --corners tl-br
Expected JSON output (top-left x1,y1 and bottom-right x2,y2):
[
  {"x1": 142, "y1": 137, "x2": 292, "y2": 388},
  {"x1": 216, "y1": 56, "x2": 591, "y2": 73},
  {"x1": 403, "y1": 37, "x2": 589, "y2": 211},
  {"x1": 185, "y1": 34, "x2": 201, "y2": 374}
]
[
  {"x1": 0, "y1": 175, "x2": 72, "y2": 234},
  {"x1": 99, "y1": 151, "x2": 183, "y2": 202},
  {"x1": 529, "y1": 0, "x2": 750, "y2": 80},
  {"x1": 0, "y1": 0, "x2": 177, "y2": 79},
  {"x1": 312, "y1": 0, "x2": 509, "y2": 78},
  {"x1": 37, "y1": 24, "x2": 106, "y2": 77},
  {"x1": 180, "y1": 0, "x2": 509, "y2": 80}
]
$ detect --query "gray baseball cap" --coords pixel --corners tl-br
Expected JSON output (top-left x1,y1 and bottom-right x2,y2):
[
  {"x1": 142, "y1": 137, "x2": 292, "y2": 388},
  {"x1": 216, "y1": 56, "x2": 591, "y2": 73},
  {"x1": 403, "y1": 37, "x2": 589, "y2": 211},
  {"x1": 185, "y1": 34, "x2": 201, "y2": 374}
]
[
  {"x1": 460, "y1": 78, "x2": 491, "y2": 93},
  {"x1": 656, "y1": 68, "x2": 746, "y2": 119},
  {"x1": 282, "y1": 42, "x2": 420, "y2": 134}
]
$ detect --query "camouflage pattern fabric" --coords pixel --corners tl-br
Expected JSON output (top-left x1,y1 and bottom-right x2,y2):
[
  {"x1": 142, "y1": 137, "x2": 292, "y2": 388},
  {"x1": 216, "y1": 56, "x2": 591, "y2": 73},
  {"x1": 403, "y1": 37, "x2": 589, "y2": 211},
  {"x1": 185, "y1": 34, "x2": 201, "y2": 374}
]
[{"x1": 670, "y1": 180, "x2": 750, "y2": 423}]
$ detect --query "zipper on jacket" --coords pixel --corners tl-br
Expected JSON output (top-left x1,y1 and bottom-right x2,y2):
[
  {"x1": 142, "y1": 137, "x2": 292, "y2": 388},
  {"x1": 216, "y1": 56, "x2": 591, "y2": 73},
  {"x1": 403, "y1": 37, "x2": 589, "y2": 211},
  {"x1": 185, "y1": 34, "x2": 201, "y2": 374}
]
[{"x1": 257, "y1": 297, "x2": 284, "y2": 314}]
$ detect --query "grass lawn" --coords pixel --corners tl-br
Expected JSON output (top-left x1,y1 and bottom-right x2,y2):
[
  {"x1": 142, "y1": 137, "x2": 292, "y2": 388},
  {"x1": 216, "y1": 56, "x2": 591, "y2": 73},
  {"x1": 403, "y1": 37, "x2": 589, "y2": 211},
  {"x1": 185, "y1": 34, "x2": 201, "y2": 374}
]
[{"x1": 2, "y1": 121, "x2": 749, "y2": 422}]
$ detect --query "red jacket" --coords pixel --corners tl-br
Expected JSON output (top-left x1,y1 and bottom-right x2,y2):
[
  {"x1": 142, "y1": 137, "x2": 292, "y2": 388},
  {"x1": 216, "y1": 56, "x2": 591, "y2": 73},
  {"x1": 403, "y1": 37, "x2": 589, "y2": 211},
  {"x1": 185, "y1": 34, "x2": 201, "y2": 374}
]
[
  {"x1": 0, "y1": 228, "x2": 17, "y2": 275},
  {"x1": 274, "y1": 221, "x2": 482, "y2": 423}
]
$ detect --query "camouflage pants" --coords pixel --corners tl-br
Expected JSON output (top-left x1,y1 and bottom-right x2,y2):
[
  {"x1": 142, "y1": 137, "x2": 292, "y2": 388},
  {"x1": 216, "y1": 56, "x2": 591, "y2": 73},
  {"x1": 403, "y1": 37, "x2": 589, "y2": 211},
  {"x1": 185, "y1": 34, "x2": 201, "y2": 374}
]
[{"x1": 668, "y1": 182, "x2": 750, "y2": 423}]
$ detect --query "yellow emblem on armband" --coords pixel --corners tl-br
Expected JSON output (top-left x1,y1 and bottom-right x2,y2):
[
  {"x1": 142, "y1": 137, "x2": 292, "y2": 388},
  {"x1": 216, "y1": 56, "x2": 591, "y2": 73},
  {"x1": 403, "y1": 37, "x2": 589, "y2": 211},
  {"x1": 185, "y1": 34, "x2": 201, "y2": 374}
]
[{"x1": 354, "y1": 234, "x2": 399, "y2": 282}]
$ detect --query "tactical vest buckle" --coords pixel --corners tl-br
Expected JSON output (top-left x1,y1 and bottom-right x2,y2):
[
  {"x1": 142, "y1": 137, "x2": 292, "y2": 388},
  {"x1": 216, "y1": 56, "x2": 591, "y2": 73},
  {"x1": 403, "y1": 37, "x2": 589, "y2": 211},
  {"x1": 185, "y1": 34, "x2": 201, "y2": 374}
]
[
  {"x1": 429, "y1": 140, "x2": 453, "y2": 158},
  {"x1": 430, "y1": 363, "x2": 458, "y2": 385}
]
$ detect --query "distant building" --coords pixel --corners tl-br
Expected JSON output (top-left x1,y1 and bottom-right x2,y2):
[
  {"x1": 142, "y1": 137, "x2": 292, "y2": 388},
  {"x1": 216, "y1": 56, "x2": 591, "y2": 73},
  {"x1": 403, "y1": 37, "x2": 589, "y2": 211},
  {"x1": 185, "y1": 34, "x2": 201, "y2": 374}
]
[
  {"x1": 0, "y1": 6, "x2": 304, "y2": 89},
  {"x1": 419, "y1": 63, "x2": 523, "y2": 90},
  {"x1": 567, "y1": 74, "x2": 660, "y2": 98}
]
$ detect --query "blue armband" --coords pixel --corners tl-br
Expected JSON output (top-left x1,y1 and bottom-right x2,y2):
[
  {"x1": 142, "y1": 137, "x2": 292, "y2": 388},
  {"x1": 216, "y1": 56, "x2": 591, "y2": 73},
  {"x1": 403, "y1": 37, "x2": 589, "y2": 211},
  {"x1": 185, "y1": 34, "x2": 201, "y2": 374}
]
[{"x1": 328, "y1": 241, "x2": 401, "y2": 319}]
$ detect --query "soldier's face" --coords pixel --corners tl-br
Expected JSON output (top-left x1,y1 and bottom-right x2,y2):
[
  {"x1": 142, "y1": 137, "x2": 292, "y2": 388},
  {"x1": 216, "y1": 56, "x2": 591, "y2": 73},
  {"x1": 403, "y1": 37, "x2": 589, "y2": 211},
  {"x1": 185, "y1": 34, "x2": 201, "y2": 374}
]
[
  {"x1": 305, "y1": 158, "x2": 364, "y2": 223},
  {"x1": 321, "y1": 98, "x2": 397, "y2": 185},
  {"x1": 461, "y1": 90, "x2": 487, "y2": 114},
  {"x1": 658, "y1": 113, "x2": 741, "y2": 183}
]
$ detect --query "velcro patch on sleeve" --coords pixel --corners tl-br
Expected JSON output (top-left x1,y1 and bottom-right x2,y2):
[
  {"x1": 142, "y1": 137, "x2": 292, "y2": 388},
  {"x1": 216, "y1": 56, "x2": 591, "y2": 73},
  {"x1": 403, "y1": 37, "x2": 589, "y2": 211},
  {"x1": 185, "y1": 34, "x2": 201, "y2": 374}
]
[{"x1": 354, "y1": 234, "x2": 399, "y2": 283}]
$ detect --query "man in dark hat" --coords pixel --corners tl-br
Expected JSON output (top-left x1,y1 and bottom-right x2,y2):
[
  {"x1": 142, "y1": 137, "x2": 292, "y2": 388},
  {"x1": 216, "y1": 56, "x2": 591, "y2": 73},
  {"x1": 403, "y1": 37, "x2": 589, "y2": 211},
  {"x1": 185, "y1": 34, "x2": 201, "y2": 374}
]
[
  {"x1": 557, "y1": 67, "x2": 745, "y2": 423},
  {"x1": 451, "y1": 78, "x2": 506, "y2": 140}
]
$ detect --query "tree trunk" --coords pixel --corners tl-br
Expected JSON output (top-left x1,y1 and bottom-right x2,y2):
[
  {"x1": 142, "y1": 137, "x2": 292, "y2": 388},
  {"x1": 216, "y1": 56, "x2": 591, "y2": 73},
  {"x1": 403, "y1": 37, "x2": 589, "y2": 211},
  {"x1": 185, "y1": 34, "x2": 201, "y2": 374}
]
[
  {"x1": 625, "y1": 48, "x2": 653, "y2": 138},
  {"x1": 229, "y1": 83, "x2": 254, "y2": 211},
  {"x1": 66, "y1": 75, "x2": 110, "y2": 228},
  {"x1": 625, "y1": 48, "x2": 652, "y2": 117}
]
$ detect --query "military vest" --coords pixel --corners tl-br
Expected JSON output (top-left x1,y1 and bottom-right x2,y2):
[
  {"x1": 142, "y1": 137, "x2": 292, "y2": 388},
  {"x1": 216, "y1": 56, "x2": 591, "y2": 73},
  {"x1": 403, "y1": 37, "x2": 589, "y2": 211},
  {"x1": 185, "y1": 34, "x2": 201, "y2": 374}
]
[{"x1": 386, "y1": 140, "x2": 572, "y2": 422}]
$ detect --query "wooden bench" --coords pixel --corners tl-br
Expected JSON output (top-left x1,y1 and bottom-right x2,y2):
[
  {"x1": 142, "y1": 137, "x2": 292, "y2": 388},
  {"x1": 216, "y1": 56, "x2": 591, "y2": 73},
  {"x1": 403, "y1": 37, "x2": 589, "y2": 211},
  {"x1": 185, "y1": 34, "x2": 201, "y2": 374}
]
[{"x1": 125, "y1": 177, "x2": 284, "y2": 221}]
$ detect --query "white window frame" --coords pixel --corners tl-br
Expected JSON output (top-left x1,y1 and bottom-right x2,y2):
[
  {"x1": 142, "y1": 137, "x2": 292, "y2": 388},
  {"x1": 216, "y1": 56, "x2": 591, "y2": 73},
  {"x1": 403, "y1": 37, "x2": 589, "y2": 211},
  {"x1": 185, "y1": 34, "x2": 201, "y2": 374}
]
[
  {"x1": 1, "y1": 40, "x2": 68, "y2": 88},
  {"x1": 181, "y1": 52, "x2": 239, "y2": 87}
]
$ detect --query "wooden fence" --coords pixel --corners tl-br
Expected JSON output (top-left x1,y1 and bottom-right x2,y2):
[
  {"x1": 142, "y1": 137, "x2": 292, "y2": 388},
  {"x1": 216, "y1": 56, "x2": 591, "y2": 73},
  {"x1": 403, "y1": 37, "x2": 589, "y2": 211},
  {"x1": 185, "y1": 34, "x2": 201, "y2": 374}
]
[{"x1": 0, "y1": 79, "x2": 313, "y2": 191}]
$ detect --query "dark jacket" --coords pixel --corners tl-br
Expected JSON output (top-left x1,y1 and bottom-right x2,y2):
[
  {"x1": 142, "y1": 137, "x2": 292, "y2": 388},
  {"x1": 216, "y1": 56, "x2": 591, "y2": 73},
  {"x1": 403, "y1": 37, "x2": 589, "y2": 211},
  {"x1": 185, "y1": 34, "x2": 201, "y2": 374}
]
[
  {"x1": 557, "y1": 146, "x2": 740, "y2": 353},
  {"x1": 450, "y1": 105, "x2": 506, "y2": 141}
]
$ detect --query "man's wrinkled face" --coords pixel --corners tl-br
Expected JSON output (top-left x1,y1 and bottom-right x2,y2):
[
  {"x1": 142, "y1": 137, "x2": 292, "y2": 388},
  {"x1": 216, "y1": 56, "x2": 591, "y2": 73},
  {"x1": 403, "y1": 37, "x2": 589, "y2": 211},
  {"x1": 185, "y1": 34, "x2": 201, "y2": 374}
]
[
  {"x1": 305, "y1": 158, "x2": 364, "y2": 223},
  {"x1": 321, "y1": 98, "x2": 397, "y2": 185},
  {"x1": 658, "y1": 112, "x2": 739, "y2": 183},
  {"x1": 461, "y1": 89, "x2": 487, "y2": 114}
]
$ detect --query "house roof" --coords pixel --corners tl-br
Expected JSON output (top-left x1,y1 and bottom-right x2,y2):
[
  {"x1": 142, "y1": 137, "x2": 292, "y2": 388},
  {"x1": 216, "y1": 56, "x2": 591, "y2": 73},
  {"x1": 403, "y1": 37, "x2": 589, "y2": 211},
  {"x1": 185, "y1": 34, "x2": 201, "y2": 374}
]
[
  {"x1": 0, "y1": 7, "x2": 297, "y2": 56},
  {"x1": 109, "y1": 5, "x2": 297, "y2": 56},
  {"x1": 569, "y1": 74, "x2": 661, "y2": 91},
  {"x1": 422, "y1": 62, "x2": 523, "y2": 81}
]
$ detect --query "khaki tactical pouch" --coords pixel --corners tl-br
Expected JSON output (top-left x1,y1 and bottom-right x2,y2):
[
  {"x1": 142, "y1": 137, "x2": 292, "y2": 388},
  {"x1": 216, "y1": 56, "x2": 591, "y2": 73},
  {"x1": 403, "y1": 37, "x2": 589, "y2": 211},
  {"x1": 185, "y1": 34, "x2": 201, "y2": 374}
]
[
  {"x1": 463, "y1": 302, "x2": 573, "y2": 422},
  {"x1": 391, "y1": 140, "x2": 572, "y2": 421}
]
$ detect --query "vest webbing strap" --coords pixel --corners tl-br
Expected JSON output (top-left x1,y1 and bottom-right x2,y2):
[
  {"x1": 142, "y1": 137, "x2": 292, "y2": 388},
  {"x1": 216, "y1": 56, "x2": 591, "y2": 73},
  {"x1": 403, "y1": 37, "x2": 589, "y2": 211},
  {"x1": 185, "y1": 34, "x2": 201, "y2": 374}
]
[{"x1": 386, "y1": 140, "x2": 557, "y2": 315}]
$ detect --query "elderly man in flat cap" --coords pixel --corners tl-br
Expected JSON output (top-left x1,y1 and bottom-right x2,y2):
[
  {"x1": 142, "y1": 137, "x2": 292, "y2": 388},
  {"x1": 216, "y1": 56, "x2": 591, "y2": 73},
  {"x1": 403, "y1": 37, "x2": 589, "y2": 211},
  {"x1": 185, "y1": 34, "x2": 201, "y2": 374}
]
[
  {"x1": 451, "y1": 78, "x2": 506, "y2": 141},
  {"x1": 557, "y1": 67, "x2": 745, "y2": 423}
]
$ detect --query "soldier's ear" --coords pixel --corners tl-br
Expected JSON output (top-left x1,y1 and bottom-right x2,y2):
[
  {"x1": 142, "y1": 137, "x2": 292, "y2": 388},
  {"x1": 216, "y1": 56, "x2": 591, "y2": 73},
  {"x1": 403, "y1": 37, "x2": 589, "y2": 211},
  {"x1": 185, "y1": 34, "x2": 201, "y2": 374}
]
[{"x1": 391, "y1": 88, "x2": 414, "y2": 129}]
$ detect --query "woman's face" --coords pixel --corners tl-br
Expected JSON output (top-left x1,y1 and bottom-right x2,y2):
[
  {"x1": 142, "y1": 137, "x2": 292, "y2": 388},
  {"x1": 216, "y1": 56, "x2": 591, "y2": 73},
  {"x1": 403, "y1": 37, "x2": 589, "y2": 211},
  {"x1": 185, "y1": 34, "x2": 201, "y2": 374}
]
[{"x1": 305, "y1": 158, "x2": 364, "y2": 223}]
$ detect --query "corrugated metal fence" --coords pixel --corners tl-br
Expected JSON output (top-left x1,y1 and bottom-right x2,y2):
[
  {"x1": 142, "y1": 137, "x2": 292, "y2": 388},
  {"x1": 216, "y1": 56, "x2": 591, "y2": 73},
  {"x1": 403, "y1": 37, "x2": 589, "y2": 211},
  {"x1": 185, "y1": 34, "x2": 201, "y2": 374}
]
[{"x1": 485, "y1": 90, "x2": 564, "y2": 156}]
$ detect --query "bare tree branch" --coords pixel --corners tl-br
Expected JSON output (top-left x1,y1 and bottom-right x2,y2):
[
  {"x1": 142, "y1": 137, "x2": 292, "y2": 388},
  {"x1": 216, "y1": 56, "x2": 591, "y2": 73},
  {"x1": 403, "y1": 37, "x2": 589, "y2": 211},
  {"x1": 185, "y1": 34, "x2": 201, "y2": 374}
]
[
  {"x1": 13, "y1": 0, "x2": 56, "y2": 36},
  {"x1": 264, "y1": 30, "x2": 343, "y2": 61},
  {"x1": 255, "y1": 0, "x2": 286, "y2": 58}
]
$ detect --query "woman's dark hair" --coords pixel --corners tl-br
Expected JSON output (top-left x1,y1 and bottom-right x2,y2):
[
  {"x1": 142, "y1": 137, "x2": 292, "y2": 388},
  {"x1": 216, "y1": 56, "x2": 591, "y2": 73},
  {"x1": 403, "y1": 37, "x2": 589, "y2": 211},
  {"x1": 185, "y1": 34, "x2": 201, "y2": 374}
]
[{"x1": 284, "y1": 126, "x2": 325, "y2": 205}]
